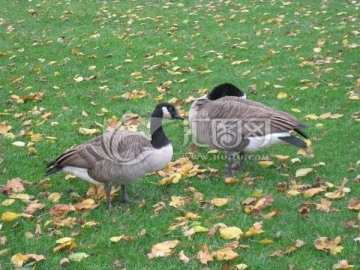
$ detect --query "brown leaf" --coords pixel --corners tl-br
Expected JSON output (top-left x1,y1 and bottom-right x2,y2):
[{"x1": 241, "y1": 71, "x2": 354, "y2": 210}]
[
  {"x1": 315, "y1": 198, "x2": 339, "y2": 212},
  {"x1": 50, "y1": 204, "x2": 71, "y2": 218},
  {"x1": 4, "y1": 178, "x2": 26, "y2": 194},
  {"x1": 314, "y1": 236, "x2": 344, "y2": 255},
  {"x1": 333, "y1": 260, "x2": 355, "y2": 270},
  {"x1": 348, "y1": 198, "x2": 360, "y2": 210},
  {"x1": 74, "y1": 199, "x2": 98, "y2": 210},
  {"x1": 53, "y1": 217, "x2": 77, "y2": 228},
  {"x1": 253, "y1": 196, "x2": 274, "y2": 210},
  {"x1": 35, "y1": 224, "x2": 43, "y2": 236},
  {"x1": 197, "y1": 249, "x2": 214, "y2": 264},
  {"x1": 178, "y1": 250, "x2": 190, "y2": 264}
]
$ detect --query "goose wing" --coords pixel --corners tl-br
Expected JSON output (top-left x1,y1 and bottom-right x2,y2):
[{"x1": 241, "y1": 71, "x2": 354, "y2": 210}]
[
  {"x1": 46, "y1": 130, "x2": 151, "y2": 173},
  {"x1": 206, "y1": 97, "x2": 306, "y2": 136}
]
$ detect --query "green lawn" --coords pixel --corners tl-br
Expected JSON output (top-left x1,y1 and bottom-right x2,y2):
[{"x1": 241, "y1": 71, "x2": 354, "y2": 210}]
[{"x1": 0, "y1": 1, "x2": 359, "y2": 269}]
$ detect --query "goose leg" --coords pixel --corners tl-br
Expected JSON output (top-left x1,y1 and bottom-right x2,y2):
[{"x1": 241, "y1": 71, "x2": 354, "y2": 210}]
[
  {"x1": 121, "y1": 184, "x2": 131, "y2": 204},
  {"x1": 104, "y1": 183, "x2": 113, "y2": 209},
  {"x1": 238, "y1": 151, "x2": 245, "y2": 171},
  {"x1": 226, "y1": 153, "x2": 234, "y2": 176}
]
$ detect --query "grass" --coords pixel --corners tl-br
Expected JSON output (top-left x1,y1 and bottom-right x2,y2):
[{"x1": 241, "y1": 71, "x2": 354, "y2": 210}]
[{"x1": 1, "y1": 0, "x2": 359, "y2": 269}]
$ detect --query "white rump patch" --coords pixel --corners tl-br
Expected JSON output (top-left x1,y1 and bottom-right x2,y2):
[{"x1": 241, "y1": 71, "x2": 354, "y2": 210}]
[
  {"x1": 63, "y1": 166, "x2": 102, "y2": 185},
  {"x1": 244, "y1": 132, "x2": 290, "y2": 152}
]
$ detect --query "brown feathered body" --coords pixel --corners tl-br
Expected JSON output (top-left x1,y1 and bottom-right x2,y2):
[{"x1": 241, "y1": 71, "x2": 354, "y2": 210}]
[
  {"x1": 189, "y1": 95, "x2": 307, "y2": 154},
  {"x1": 46, "y1": 129, "x2": 173, "y2": 185}
]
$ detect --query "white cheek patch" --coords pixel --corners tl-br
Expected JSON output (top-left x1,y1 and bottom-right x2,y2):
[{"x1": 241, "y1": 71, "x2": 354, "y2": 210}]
[{"x1": 162, "y1": 107, "x2": 172, "y2": 119}]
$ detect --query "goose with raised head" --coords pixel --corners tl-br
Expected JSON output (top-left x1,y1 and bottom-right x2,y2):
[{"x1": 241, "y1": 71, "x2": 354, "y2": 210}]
[
  {"x1": 45, "y1": 102, "x2": 184, "y2": 209},
  {"x1": 189, "y1": 83, "x2": 308, "y2": 176}
]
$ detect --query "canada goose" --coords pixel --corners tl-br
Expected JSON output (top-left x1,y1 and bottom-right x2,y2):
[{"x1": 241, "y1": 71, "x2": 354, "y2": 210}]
[
  {"x1": 189, "y1": 83, "x2": 308, "y2": 176},
  {"x1": 45, "y1": 102, "x2": 184, "y2": 209}
]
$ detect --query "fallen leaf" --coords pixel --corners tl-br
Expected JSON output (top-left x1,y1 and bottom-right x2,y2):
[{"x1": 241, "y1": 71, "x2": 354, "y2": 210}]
[
  {"x1": 48, "y1": 192, "x2": 61, "y2": 202},
  {"x1": 277, "y1": 92, "x2": 287, "y2": 99},
  {"x1": 197, "y1": 249, "x2": 214, "y2": 264},
  {"x1": 219, "y1": 226, "x2": 243, "y2": 240},
  {"x1": 50, "y1": 204, "x2": 71, "y2": 218},
  {"x1": 258, "y1": 161, "x2": 274, "y2": 168},
  {"x1": 333, "y1": 260, "x2": 355, "y2": 270},
  {"x1": 11, "y1": 253, "x2": 28, "y2": 268},
  {"x1": 68, "y1": 252, "x2": 89, "y2": 262},
  {"x1": 178, "y1": 250, "x2": 190, "y2": 264},
  {"x1": 295, "y1": 168, "x2": 313, "y2": 177},
  {"x1": 303, "y1": 187, "x2": 325, "y2": 197},
  {"x1": 210, "y1": 198, "x2": 229, "y2": 207},
  {"x1": 314, "y1": 236, "x2": 344, "y2": 255},
  {"x1": 53, "y1": 237, "x2": 77, "y2": 253},
  {"x1": 78, "y1": 127, "x2": 101, "y2": 135},
  {"x1": 212, "y1": 248, "x2": 239, "y2": 261},
  {"x1": 348, "y1": 198, "x2": 360, "y2": 210},
  {"x1": 236, "y1": 263, "x2": 248, "y2": 269},
  {"x1": 147, "y1": 240, "x2": 180, "y2": 259},
  {"x1": 2, "y1": 212, "x2": 21, "y2": 222}
]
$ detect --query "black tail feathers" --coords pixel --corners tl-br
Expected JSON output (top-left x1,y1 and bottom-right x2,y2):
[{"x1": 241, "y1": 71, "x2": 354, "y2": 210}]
[{"x1": 279, "y1": 136, "x2": 307, "y2": 148}]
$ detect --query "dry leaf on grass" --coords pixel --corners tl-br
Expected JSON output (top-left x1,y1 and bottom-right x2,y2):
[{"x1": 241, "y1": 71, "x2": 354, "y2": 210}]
[
  {"x1": 147, "y1": 240, "x2": 180, "y2": 259},
  {"x1": 314, "y1": 236, "x2": 344, "y2": 255},
  {"x1": 295, "y1": 168, "x2": 313, "y2": 177}
]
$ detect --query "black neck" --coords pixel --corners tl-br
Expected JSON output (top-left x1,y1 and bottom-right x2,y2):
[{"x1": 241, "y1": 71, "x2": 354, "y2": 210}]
[{"x1": 150, "y1": 116, "x2": 170, "y2": 149}]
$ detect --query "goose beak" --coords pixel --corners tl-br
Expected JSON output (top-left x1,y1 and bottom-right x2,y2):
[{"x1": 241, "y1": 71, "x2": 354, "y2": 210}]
[{"x1": 173, "y1": 113, "x2": 184, "y2": 120}]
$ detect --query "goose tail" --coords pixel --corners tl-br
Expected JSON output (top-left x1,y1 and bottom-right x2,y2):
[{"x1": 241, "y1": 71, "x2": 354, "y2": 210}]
[
  {"x1": 279, "y1": 135, "x2": 307, "y2": 148},
  {"x1": 44, "y1": 159, "x2": 63, "y2": 176}
]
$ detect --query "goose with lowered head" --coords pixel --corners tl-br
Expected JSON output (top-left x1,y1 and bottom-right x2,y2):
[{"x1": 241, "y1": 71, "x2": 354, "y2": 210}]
[
  {"x1": 189, "y1": 83, "x2": 308, "y2": 176},
  {"x1": 45, "y1": 102, "x2": 184, "y2": 209}
]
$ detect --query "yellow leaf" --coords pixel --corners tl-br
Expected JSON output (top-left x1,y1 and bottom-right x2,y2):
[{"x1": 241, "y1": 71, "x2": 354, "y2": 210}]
[
  {"x1": 213, "y1": 248, "x2": 239, "y2": 261},
  {"x1": 81, "y1": 221, "x2": 99, "y2": 228},
  {"x1": 193, "y1": 225, "x2": 209, "y2": 233},
  {"x1": 53, "y1": 237, "x2": 77, "y2": 253},
  {"x1": 11, "y1": 253, "x2": 28, "y2": 268},
  {"x1": 259, "y1": 239, "x2": 274, "y2": 244},
  {"x1": 273, "y1": 155, "x2": 289, "y2": 160},
  {"x1": 295, "y1": 168, "x2": 313, "y2": 177},
  {"x1": 48, "y1": 192, "x2": 61, "y2": 202},
  {"x1": 305, "y1": 114, "x2": 319, "y2": 120},
  {"x1": 78, "y1": 127, "x2": 101, "y2": 135},
  {"x1": 219, "y1": 226, "x2": 243, "y2": 240},
  {"x1": 110, "y1": 235, "x2": 124, "y2": 243},
  {"x1": 207, "y1": 149, "x2": 219, "y2": 154},
  {"x1": 2, "y1": 212, "x2": 21, "y2": 222},
  {"x1": 291, "y1": 108, "x2": 301, "y2": 113},
  {"x1": 287, "y1": 190, "x2": 302, "y2": 197},
  {"x1": 185, "y1": 212, "x2": 201, "y2": 220},
  {"x1": 2, "y1": 199, "x2": 15, "y2": 206},
  {"x1": 303, "y1": 187, "x2": 325, "y2": 197},
  {"x1": 147, "y1": 240, "x2": 180, "y2": 259},
  {"x1": 236, "y1": 263, "x2": 248, "y2": 270},
  {"x1": 258, "y1": 161, "x2": 274, "y2": 168},
  {"x1": 277, "y1": 92, "x2": 287, "y2": 99},
  {"x1": 68, "y1": 252, "x2": 89, "y2": 262},
  {"x1": 210, "y1": 198, "x2": 229, "y2": 207},
  {"x1": 169, "y1": 196, "x2": 185, "y2": 208}
]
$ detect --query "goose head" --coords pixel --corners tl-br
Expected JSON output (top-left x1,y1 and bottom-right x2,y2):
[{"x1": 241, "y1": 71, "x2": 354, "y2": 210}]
[
  {"x1": 153, "y1": 102, "x2": 184, "y2": 120},
  {"x1": 207, "y1": 83, "x2": 246, "y2": 100}
]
